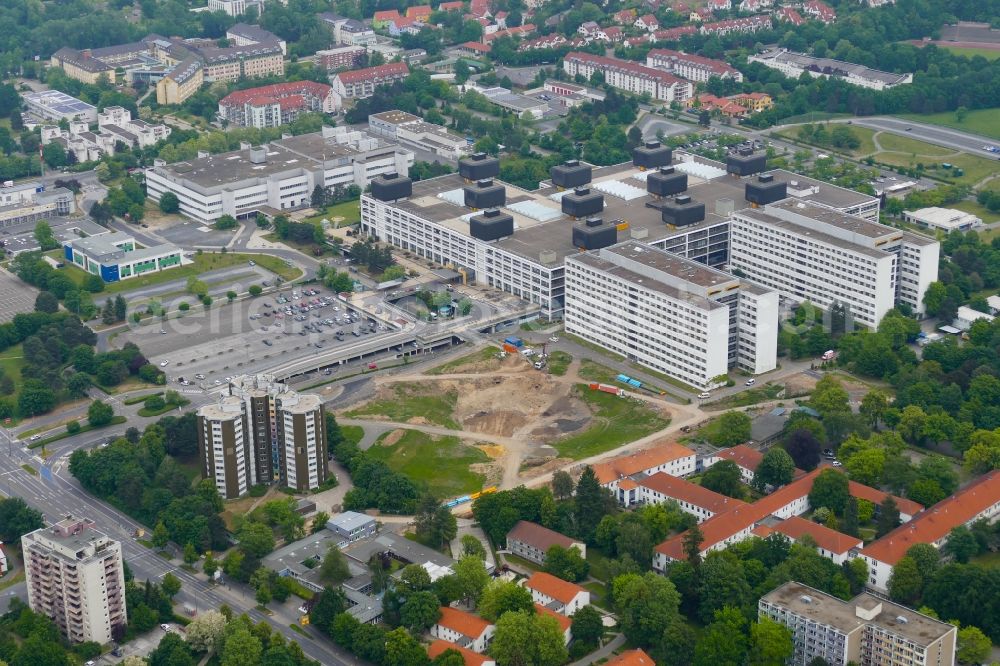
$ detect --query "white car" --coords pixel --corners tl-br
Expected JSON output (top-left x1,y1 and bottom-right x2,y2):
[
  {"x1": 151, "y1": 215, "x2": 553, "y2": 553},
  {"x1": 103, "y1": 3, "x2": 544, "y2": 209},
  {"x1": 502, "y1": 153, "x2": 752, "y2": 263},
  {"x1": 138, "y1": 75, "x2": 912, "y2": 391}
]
[
  {"x1": 745, "y1": 378, "x2": 755, "y2": 386},
  {"x1": 195, "y1": 374, "x2": 206, "y2": 380},
  {"x1": 549, "y1": 336, "x2": 559, "y2": 343},
  {"x1": 698, "y1": 392, "x2": 711, "y2": 399},
  {"x1": 160, "y1": 623, "x2": 171, "y2": 631},
  {"x1": 832, "y1": 460, "x2": 843, "y2": 467},
  {"x1": 159, "y1": 360, "x2": 169, "y2": 367}
]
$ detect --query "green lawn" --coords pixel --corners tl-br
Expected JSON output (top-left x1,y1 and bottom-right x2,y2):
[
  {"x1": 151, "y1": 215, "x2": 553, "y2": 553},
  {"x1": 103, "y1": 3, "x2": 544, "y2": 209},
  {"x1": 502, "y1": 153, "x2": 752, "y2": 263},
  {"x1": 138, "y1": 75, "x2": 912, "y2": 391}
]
[
  {"x1": 897, "y1": 108, "x2": 1000, "y2": 141},
  {"x1": 137, "y1": 398, "x2": 190, "y2": 417},
  {"x1": 341, "y1": 425, "x2": 364, "y2": 445},
  {"x1": 970, "y1": 552, "x2": 1000, "y2": 568},
  {"x1": 346, "y1": 382, "x2": 460, "y2": 429},
  {"x1": 426, "y1": 346, "x2": 500, "y2": 375},
  {"x1": 703, "y1": 382, "x2": 786, "y2": 411},
  {"x1": 301, "y1": 200, "x2": 362, "y2": 227},
  {"x1": 577, "y1": 359, "x2": 620, "y2": 385},
  {"x1": 0, "y1": 344, "x2": 24, "y2": 405},
  {"x1": 873, "y1": 148, "x2": 998, "y2": 187},
  {"x1": 940, "y1": 46, "x2": 1000, "y2": 61},
  {"x1": 551, "y1": 385, "x2": 670, "y2": 460},
  {"x1": 876, "y1": 132, "x2": 954, "y2": 156},
  {"x1": 563, "y1": 332, "x2": 625, "y2": 362},
  {"x1": 546, "y1": 351, "x2": 572, "y2": 376},
  {"x1": 774, "y1": 124, "x2": 878, "y2": 157},
  {"x1": 57, "y1": 252, "x2": 302, "y2": 296},
  {"x1": 123, "y1": 391, "x2": 163, "y2": 406},
  {"x1": 951, "y1": 199, "x2": 1000, "y2": 224},
  {"x1": 367, "y1": 429, "x2": 487, "y2": 498}
]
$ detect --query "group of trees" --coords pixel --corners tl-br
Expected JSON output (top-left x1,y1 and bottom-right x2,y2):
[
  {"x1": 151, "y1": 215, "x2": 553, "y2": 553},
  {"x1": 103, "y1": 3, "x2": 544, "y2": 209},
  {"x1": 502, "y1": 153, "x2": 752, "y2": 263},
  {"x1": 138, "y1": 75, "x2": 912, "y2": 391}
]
[
  {"x1": 316, "y1": 264, "x2": 355, "y2": 294},
  {"x1": 69, "y1": 412, "x2": 229, "y2": 554},
  {"x1": 12, "y1": 250, "x2": 108, "y2": 320},
  {"x1": 272, "y1": 214, "x2": 326, "y2": 249},
  {"x1": 0, "y1": 598, "x2": 107, "y2": 666},
  {"x1": 0, "y1": 496, "x2": 44, "y2": 544},
  {"x1": 101, "y1": 294, "x2": 129, "y2": 325},
  {"x1": 349, "y1": 237, "x2": 397, "y2": 275},
  {"x1": 329, "y1": 414, "x2": 424, "y2": 514},
  {"x1": 103, "y1": 175, "x2": 147, "y2": 223}
]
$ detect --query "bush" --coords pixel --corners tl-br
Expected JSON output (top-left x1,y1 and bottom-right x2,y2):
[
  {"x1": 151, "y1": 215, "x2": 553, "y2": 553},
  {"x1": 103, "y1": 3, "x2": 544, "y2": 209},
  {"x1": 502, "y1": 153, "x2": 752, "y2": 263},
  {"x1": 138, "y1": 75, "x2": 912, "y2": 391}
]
[
  {"x1": 144, "y1": 395, "x2": 166, "y2": 411},
  {"x1": 66, "y1": 421, "x2": 82, "y2": 434},
  {"x1": 249, "y1": 285, "x2": 263, "y2": 297},
  {"x1": 159, "y1": 192, "x2": 180, "y2": 214},
  {"x1": 178, "y1": 302, "x2": 190, "y2": 312}
]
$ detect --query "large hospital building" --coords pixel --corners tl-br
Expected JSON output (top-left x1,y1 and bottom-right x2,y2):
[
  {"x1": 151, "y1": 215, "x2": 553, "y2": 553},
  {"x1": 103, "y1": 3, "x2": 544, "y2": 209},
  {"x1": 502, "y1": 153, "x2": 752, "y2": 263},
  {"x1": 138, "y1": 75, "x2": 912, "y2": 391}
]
[{"x1": 358, "y1": 145, "x2": 938, "y2": 386}]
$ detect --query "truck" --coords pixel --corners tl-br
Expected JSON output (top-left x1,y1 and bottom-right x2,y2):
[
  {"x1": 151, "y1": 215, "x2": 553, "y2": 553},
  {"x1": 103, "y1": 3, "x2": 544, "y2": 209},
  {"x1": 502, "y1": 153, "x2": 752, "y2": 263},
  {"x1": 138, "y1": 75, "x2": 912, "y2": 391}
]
[
  {"x1": 503, "y1": 336, "x2": 524, "y2": 348},
  {"x1": 589, "y1": 383, "x2": 626, "y2": 397}
]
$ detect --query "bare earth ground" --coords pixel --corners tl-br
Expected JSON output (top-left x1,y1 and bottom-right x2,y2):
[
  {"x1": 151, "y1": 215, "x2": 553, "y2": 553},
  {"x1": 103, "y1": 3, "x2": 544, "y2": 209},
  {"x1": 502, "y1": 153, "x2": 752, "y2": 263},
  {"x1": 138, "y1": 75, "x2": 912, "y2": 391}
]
[{"x1": 340, "y1": 350, "x2": 691, "y2": 490}]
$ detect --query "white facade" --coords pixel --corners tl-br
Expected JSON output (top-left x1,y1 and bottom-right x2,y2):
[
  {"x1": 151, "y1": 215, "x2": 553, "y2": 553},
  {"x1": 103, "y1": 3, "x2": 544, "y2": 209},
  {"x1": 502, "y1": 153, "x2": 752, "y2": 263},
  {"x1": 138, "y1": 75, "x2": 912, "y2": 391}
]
[
  {"x1": 147, "y1": 128, "x2": 412, "y2": 223},
  {"x1": 207, "y1": 0, "x2": 248, "y2": 16},
  {"x1": 646, "y1": 48, "x2": 744, "y2": 82},
  {"x1": 22, "y1": 517, "x2": 127, "y2": 645},
  {"x1": 903, "y1": 206, "x2": 982, "y2": 232},
  {"x1": 525, "y1": 584, "x2": 590, "y2": 616},
  {"x1": 198, "y1": 397, "x2": 251, "y2": 498},
  {"x1": 430, "y1": 614, "x2": 495, "y2": 653},
  {"x1": 749, "y1": 48, "x2": 912, "y2": 90},
  {"x1": 563, "y1": 52, "x2": 693, "y2": 103},
  {"x1": 730, "y1": 201, "x2": 939, "y2": 327},
  {"x1": 565, "y1": 242, "x2": 778, "y2": 389}
]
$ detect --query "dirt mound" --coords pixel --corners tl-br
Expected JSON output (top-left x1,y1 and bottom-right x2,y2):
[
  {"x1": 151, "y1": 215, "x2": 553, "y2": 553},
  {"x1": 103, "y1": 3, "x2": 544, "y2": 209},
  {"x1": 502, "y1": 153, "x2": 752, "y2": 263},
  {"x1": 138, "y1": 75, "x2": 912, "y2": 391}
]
[
  {"x1": 520, "y1": 456, "x2": 574, "y2": 479},
  {"x1": 379, "y1": 429, "x2": 406, "y2": 446},
  {"x1": 463, "y1": 410, "x2": 527, "y2": 437}
]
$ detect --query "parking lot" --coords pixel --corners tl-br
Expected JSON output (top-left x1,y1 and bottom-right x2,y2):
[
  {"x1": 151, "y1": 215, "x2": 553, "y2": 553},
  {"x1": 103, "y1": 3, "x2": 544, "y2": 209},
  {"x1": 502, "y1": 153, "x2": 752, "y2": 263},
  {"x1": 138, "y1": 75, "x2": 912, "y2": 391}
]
[
  {"x1": 0, "y1": 267, "x2": 40, "y2": 323},
  {"x1": 120, "y1": 286, "x2": 401, "y2": 386},
  {"x1": 157, "y1": 219, "x2": 236, "y2": 248},
  {"x1": 1, "y1": 217, "x2": 108, "y2": 255}
]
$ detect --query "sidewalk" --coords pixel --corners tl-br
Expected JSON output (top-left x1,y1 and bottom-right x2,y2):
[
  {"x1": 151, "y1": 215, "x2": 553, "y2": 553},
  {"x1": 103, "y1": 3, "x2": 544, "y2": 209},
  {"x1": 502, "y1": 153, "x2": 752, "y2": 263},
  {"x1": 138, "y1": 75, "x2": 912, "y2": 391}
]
[{"x1": 570, "y1": 634, "x2": 626, "y2": 666}]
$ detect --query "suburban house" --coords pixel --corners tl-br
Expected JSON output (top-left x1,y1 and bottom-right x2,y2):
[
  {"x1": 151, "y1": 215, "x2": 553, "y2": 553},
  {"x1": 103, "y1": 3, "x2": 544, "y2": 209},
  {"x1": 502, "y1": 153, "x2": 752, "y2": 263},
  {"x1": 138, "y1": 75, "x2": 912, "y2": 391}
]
[
  {"x1": 592, "y1": 441, "x2": 696, "y2": 505},
  {"x1": 607, "y1": 649, "x2": 656, "y2": 665},
  {"x1": 427, "y1": 640, "x2": 496, "y2": 666},
  {"x1": 431, "y1": 607, "x2": 495, "y2": 653},
  {"x1": 506, "y1": 520, "x2": 586, "y2": 565},
  {"x1": 523, "y1": 572, "x2": 590, "y2": 616},
  {"x1": 753, "y1": 516, "x2": 862, "y2": 565},
  {"x1": 535, "y1": 604, "x2": 572, "y2": 644}
]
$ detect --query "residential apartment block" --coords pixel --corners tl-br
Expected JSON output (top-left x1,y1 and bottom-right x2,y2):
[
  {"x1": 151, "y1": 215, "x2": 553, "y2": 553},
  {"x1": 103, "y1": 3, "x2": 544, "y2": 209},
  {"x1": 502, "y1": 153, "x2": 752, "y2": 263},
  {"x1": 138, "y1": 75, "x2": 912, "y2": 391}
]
[
  {"x1": 563, "y1": 52, "x2": 693, "y2": 103},
  {"x1": 41, "y1": 106, "x2": 171, "y2": 162},
  {"x1": 146, "y1": 126, "x2": 413, "y2": 223},
  {"x1": 317, "y1": 45, "x2": 368, "y2": 71},
  {"x1": 318, "y1": 13, "x2": 377, "y2": 46},
  {"x1": 858, "y1": 469, "x2": 1000, "y2": 592},
  {"x1": 218, "y1": 81, "x2": 335, "y2": 128},
  {"x1": 50, "y1": 48, "x2": 114, "y2": 84},
  {"x1": 22, "y1": 517, "x2": 127, "y2": 645},
  {"x1": 749, "y1": 48, "x2": 912, "y2": 90},
  {"x1": 506, "y1": 521, "x2": 586, "y2": 565},
  {"x1": 645, "y1": 48, "x2": 743, "y2": 82},
  {"x1": 196, "y1": 374, "x2": 328, "y2": 498},
  {"x1": 729, "y1": 199, "x2": 939, "y2": 327},
  {"x1": 331, "y1": 62, "x2": 410, "y2": 109},
  {"x1": 759, "y1": 582, "x2": 956, "y2": 666},
  {"x1": 431, "y1": 608, "x2": 495, "y2": 653},
  {"x1": 637, "y1": 472, "x2": 746, "y2": 522},
  {"x1": 565, "y1": 241, "x2": 778, "y2": 389},
  {"x1": 593, "y1": 441, "x2": 696, "y2": 503}
]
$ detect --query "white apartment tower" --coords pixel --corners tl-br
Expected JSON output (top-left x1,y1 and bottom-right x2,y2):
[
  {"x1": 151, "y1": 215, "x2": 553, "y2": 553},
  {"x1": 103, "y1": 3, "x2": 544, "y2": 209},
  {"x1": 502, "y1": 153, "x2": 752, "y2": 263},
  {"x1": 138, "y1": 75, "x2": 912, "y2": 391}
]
[
  {"x1": 759, "y1": 582, "x2": 956, "y2": 666},
  {"x1": 197, "y1": 375, "x2": 327, "y2": 499},
  {"x1": 565, "y1": 241, "x2": 778, "y2": 389},
  {"x1": 22, "y1": 517, "x2": 127, "y2": 645},
  {"x1": 730, "y1": 200, "x2": 938, "y2": 327}
]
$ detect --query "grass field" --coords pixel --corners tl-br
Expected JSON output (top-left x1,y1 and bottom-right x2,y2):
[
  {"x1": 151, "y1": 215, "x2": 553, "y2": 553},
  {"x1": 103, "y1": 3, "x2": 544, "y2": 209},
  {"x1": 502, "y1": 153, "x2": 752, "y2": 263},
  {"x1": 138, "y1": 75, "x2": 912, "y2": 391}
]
[
  {"x1": 367, "y1": 429, "x2": 487, "y2": 498},
  {"x1": 704, "y1": 382, "x2": 786, "y2": 410},
  {"x1": 951, "y1": 200, "x2": 1000, "y2": 225},
  {"x1": 0, "y1": 344, "x2": 24, "y2": 406},
  {"x1": 302, "y1": 200, "x2": 362, "y2": 227},
  {"x1": 546, "y1": 351, "x2": 572, "y2": 376},
  {"x1": 57, "y1": 252, "x2": 301, "y2": 296},
  {"x1": 876, "y1": 132, "x2": 954, "y2": 156},
  {"x1": 940, "y1": 46, "x2": 1000, "y2": 61},
  {"x1": 577, "y1": 359, "x2": 620, "y2": 385},
  {"x1": 897, "y1": 108, "x2": 1000, "y2": 141},
  {"x1": 426, "y1": 346, "x2": 499, "y2": 375},
  {"x1": 552, "y1": 385, "x2": 670, "y2": 459},
  {"x1": 874, "y1": 148, "x2": 998, "y2": 186},
  {"x1": 341, "y1": 425, "x2": 364, "y2": 445},
  {"x1": 774, "y1": 125, "x2": 878, "y2": 157},
  {"x1": 346, "y1": 382, "x2": 460, "y2": 429}
]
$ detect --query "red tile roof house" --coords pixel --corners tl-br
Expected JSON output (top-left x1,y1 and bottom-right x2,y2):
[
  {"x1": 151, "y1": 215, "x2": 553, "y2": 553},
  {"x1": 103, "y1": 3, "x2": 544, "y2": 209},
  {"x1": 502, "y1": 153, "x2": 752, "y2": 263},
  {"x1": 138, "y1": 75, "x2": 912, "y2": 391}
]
[
  {"x1": 607, "y1": 649, "x2": 656, "y2": 665},
  {"x1": 702, "y1": 444, "x2": 807, "y2": 485},
  {"x1": 653, "y1": 469, "x2": 922, "y2": 573},
  {"x1": 859, "y1": 469, "x2": 1000, "y2": 593},
  {"x1": 634, "y1": 14, "x2": 659, "y2": 31},
  {"x1": 431, "y1": 607, "x2": 495, "y2": 653},
  {"x1": 427, "y1": 639, "x2": 497, "y2": 666},
  {"x1": 523, "y1": 572, "x2": 590, "y2": 616},
  {"x1": 506, "y1": 520, "x2": 585, "y2": 565},
  {"x1": 535, "y1": 603, "x2": 572, "y2": 644},
  {"x1": 591, "y1": 440, "x2": 696, "y2": 506},
  {"x1": 758, "y1": 515, "x2": 862, "y2": 565},
  {"x1": 637, "y1": 472, "x2": 746, "y2": 523}
]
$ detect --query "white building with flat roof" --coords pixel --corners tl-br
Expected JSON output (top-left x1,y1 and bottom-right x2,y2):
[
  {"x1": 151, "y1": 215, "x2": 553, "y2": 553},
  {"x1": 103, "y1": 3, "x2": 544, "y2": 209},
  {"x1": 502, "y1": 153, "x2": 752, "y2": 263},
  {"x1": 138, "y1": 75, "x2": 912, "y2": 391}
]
[
  {"x1": 730, "y1": 200, "x2": 939, "y2": 326},
  {"x1": 146, "y1": 127, "x2": 413, "y2": 223},
  {"x1": 565, "y1": 241, "x2": 777, "y2": 388},
  {"x1": 748, "y1": 48, "x2": 913, "y2": 90},
  {"x1": 22, "y1": 517, "x2": 127, "y2": 645},
  {"x1": 22, "y1": 89, "x2": 97, "y2": 123},
  {"x1": 903, "y1": 206, "x2": 982, "y2": 232}
]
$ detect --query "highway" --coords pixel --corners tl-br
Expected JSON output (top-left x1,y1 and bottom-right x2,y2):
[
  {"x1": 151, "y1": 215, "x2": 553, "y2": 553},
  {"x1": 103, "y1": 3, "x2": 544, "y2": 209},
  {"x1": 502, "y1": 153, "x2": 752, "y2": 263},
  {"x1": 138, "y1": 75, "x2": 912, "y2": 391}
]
[{"x1": 848, "y1": 116, "x2": 1000, "y2": 157}]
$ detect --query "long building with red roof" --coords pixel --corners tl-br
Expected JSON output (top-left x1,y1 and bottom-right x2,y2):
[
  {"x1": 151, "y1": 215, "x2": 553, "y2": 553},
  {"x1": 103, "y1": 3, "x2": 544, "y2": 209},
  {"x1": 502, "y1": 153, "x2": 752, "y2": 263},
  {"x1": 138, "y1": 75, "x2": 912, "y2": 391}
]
[
  {"x1": 562, "y1": 52, "x2": 693, "y2": 102},
  {"x1": 331, "y1": 62, "x2": 409, "y2": 108},
  {"x1": 654, "y1": 468, "x2": 922, "y2": 572},
  {"x1": 218, "y1": 81, "x2": 333, "y2": 128},
  {"x1": 859, "y1": 469, "x2": 1000, "y2": 592},
  {"x1": 646, "y1": 47, "x2": 743, "y2": 83}
]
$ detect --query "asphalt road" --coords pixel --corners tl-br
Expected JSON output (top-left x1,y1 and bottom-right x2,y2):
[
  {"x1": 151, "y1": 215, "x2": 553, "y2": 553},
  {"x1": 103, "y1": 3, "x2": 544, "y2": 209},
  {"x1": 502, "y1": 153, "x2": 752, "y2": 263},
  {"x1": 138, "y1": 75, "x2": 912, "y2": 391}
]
[
  {"x1": 0, "y1": 438, "x2": 362, "y2": 665},
  {"x1": 823, "y1": 117, "x2": 1000, "y2": 158}
]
